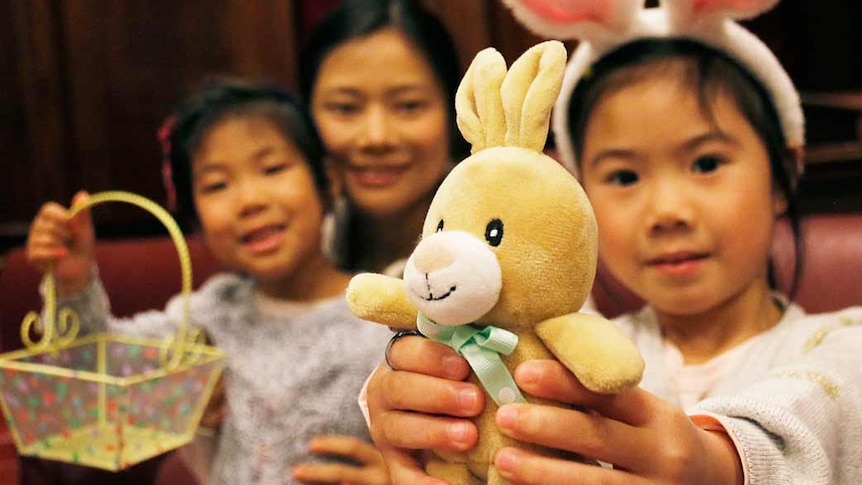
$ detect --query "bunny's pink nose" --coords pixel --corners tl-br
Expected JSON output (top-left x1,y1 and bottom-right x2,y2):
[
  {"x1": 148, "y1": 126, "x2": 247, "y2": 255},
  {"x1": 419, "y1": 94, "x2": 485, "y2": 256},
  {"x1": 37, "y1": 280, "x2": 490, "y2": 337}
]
[{"x1": 412, "y1": 237, "x2": 455, "y2": 274}]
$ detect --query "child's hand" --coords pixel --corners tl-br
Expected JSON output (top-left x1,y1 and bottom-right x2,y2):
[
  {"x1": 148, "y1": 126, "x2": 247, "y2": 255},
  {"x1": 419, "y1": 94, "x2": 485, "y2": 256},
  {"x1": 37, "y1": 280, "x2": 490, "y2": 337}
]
[
  {"x1": 199, "y1": 375, "x2": 226, "y2": 429},
  {"x1": 292, "y1": 435, "x2": 391, "y2": 485},
  {"x1": 25, "y1": 191, "x2": 96, "y2": 295},
  {"x1": 491, "y1": 359, "x2": 744, "y2": 485},
  {"x1": 366, "y1": 336, "x2": 483, "y2": 485}
]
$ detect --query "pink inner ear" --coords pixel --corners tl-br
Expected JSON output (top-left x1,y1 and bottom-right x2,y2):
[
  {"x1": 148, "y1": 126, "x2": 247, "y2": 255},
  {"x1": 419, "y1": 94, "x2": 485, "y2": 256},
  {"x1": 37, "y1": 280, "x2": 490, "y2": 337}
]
[
  {"x1": 519, "y1": 0, "x2": 616, "y2": 24},
  {"x1": 692, "y1": 0, "x2": 772, "y2": 15}
]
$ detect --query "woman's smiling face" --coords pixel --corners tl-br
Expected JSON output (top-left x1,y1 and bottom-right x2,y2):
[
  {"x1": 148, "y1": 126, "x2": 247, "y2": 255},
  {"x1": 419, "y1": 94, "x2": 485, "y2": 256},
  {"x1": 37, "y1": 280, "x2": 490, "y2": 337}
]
[{"x1": 310, "y1": 27, "x2": 452, "y2": 219}]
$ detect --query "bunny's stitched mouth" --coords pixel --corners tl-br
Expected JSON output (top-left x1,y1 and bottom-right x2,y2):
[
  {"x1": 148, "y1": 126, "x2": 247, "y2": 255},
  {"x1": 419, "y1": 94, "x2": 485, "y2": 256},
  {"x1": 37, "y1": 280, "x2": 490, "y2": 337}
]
[{"x1": 422, "y1": 286, "x2": 457, "y2": 301}]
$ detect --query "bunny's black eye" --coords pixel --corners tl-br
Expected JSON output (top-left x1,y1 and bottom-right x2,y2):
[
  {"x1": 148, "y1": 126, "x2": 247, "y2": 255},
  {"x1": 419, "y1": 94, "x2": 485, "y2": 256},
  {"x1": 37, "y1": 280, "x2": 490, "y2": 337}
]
[
  {"x1": 436, "y1": 219, "x2": 444, "y2": 232},
  {"x1": 485, "y1": 219, "x2": 503, "y2": 247}
]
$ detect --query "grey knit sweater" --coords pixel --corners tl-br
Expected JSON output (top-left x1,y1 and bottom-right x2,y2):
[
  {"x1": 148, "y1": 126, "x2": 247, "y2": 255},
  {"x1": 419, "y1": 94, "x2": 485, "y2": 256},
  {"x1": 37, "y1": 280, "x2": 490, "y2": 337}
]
[
  {"x1": 56, "y1": 272, "x2": 392, "y2": 485},
  {"x1": 616, "y1": 302, "x2": 862, "y2": 484}
]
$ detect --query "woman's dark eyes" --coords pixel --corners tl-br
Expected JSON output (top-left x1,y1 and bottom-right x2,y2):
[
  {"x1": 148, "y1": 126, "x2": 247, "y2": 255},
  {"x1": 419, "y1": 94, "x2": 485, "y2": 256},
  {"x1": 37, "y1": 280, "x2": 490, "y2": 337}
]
[
  {"x1": 692, "y1": 155, "x2": 723, "y2": 174},
  {"x1": 396, "y1": 100, "x2": 424, "y2": 113},
  {"x1": 326, "y1": 103, "x2": 359, "y2": 115}
]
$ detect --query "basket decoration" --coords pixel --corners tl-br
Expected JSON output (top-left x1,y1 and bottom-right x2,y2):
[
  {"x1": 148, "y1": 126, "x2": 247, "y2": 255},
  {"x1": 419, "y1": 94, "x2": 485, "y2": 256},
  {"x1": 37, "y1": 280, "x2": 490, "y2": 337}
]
[{"x1": 0, "y1": 191, "x2": 226, "y2": 471}]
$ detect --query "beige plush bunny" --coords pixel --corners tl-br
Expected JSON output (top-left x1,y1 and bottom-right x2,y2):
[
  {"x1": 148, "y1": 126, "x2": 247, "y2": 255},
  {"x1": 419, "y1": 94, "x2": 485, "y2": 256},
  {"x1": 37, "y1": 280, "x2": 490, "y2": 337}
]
[{"x1": 347, "y1": 40, "x2": 644, "y2": 485}]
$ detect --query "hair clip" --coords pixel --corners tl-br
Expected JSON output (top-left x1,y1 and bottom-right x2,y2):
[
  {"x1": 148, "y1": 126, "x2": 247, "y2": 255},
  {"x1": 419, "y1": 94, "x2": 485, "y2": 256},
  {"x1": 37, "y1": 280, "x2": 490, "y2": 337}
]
[{"x1": 158, "y1": 116, "x2": 178, "y2": 212}]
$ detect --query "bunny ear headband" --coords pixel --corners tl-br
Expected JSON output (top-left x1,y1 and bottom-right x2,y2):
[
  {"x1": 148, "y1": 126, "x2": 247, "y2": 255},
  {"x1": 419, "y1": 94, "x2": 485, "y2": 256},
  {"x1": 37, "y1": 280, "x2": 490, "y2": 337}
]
[{"x1": 500, "y1": 0, "x2": 804, "y2": 178}]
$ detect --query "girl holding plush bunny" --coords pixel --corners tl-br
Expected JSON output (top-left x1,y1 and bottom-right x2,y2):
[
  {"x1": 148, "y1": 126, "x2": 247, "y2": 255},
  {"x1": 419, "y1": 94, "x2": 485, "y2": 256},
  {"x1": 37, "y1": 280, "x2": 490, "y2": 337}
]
[{"x1": 364, "y1": 0, "x2": 862, "y2": 484}]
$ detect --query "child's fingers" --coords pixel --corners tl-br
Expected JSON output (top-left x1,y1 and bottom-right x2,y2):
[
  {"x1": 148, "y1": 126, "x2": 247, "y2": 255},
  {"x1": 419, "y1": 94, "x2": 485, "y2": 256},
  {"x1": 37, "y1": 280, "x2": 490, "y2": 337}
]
[
  {"x1": 493, "y1": 446, "x2": 644, "y2": 485},
  {"x1": 26, "y1": 244, "x2": 67, "y2": 267},
  {"x1": 292, "y1": 462, "x2": 359, "y2": 483},
  {"x1": 26, "y1": 221, "x2": 72, "y2": 270},
  {"x1": 27, "y1": 203, "x2": 74, "y2": 260},
  {"x1": 67, "y1": 191, "x2": 95, "y2": 246},
  {"x1": 200, "y1": 376, "x2": 226, "y2": 428},
  {"x1": 377, "y1": 367, "x2": 483, "y2": 418},
  {"x1": 377, "y1": 410, "x2": 477, "y2": 452},
  {"x1": 292, "y1": 461, "x2": 388, "y2": 485},
  {"x1": 513, "y1": 360, "x2": 652, "y2": 425},
  {"x1": 387, "y1": 336, "x2": 471, "y2": 381},
  {"x1": 308, "y1": 436, "x2": 383, "y2": 466},
  {"x1": 378, "y1": 445, "x2": 448, "y2": 485},
  {"x1": 31, "y1": 204, "x2": 73, "y2": 240},
  {"x1": 27, "y1": 228, "x2": 68, "y2": 253},
  {"x1": 71, "y1": 190, "x2": 90, "y2": 207},
  {"x1": 495, "y1": 402, "x2": 648, "y2": 469},
  {"x1": 200, "y1": 402, "x2": 226, "y2": 429}
]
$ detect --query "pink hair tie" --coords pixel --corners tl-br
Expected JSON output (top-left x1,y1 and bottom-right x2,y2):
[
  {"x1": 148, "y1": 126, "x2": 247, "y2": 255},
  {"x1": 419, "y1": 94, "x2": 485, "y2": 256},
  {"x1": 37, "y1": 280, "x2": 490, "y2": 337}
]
[{"x1": 158, "y1": 116, "x2": 178, "y2": 211}]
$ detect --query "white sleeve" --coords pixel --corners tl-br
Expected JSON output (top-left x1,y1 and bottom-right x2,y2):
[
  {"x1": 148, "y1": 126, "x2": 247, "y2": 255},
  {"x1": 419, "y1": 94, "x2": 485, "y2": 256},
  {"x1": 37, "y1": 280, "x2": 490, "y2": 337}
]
[{"x1": 691, "y1": 310, "x2": 862, "y2": 484}]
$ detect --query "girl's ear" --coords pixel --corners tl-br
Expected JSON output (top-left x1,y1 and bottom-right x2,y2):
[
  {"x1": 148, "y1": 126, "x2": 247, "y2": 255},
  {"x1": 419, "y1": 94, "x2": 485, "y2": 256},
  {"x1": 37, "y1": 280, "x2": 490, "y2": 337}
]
[
  {"x1": 772, "y1": 186, "x2": 789, "y2": 218},
  {"x1": 500, "y1": 0, "x2": 641, "y2": 43},
  {"x1": 664, "y1": 0, "x2": 781, "y2": 24}
]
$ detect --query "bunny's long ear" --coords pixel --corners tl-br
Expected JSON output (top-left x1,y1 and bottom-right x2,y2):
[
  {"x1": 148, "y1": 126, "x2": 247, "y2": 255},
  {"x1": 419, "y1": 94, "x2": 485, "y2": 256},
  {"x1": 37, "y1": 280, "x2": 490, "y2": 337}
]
[
  {"x1": 664, "y1": 0, "x2": 780, "y2": 25},
  {"x1": 501, "y1": 41, "x2": 567, "y2": 152},
  {"x1": 661, "y1": 0, "x2": 804, "y2": 159},
  {"x1": 500, "y1": 0, "x2": 641, "y2": 46},
  {"x1": 456, "y1": 48, "x2": 508, "y2": 154}
]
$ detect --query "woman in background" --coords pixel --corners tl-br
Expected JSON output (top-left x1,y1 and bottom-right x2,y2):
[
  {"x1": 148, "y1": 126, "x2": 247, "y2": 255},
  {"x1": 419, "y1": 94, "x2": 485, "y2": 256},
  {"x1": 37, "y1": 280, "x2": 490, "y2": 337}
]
[{"x1": 300, "y1": 0, "x2": 469, "y2": 277}]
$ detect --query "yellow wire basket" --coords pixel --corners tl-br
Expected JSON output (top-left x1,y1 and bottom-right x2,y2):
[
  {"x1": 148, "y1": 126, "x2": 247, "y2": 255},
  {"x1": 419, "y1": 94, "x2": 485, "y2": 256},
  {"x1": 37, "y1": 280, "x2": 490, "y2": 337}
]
[{"x1": 0, "y1": 191, "x2": 225, "y2": 471}]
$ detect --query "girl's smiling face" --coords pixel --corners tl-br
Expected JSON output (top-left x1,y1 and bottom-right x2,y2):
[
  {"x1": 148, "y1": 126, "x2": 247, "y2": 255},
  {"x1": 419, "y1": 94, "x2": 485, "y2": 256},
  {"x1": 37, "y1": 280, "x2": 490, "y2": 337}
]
[
  {"x1": 579, "y1": 75, "x2": 787, "y2": 317},
  {"x1": 192, "y1": 116, "x2": 328, "y2": 283},
  {"x1": 310, "y1": 27, "x2": 452, "y2": 220}
]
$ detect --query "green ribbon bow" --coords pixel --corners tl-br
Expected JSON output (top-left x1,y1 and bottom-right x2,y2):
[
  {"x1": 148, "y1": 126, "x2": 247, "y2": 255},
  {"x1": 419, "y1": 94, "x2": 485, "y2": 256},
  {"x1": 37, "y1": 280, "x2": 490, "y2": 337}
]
[{"x1": 417, "y1": 313, "x2": 526, "y2": 405}]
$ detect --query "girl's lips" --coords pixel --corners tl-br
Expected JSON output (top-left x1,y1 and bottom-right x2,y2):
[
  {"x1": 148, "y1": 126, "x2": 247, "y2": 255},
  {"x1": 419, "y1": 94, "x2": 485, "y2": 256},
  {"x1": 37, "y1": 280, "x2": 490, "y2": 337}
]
[
  {"x1": 241, "y1": 225, "x2": 286, "y2": 254},
  {"x1": 348, "y1": 166, "x2": 408, "y2": 188},
  {"x1": 647, "y1": 253, "x2": 709, "y2": 277}
]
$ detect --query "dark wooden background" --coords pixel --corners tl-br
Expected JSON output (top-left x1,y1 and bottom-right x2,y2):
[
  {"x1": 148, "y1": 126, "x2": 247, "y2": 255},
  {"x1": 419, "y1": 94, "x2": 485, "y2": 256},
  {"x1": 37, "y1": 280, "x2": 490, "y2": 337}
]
[{"x1": 2, "y1": 0, "x2": 861, "y2": 252}]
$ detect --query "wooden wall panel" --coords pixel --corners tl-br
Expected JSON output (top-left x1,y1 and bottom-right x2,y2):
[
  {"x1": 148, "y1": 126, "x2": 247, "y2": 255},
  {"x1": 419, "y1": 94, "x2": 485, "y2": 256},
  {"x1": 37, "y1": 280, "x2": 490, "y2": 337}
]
[
  {"x1": 2, "y1": 0, "x2": 68, "y2": 240},
  {"x1": 55, "y1": 0, "x2": 298, "y2": 229}
]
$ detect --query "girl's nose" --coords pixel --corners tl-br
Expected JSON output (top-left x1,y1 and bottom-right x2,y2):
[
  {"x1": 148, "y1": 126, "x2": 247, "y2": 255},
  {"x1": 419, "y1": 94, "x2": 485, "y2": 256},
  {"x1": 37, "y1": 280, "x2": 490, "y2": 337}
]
[
  {"x1": 645, "y1": 179, "x2": 696, "y2": 234},
  {"x1": 236, "y1": 180, "x2": 267, "y2": 217}
]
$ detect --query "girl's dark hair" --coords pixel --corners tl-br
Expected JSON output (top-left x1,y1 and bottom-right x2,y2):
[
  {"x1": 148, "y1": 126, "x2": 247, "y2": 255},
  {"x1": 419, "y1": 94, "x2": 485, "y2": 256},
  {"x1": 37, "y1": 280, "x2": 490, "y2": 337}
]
[
  {"x1": 162, "y1": 77, "x2": 326, "y2": 229},
  {"x1": 299, "y1": 0, "x2": 469, "y2": 160},
  {"x1": 567, "y1": 38, "x2": 804, "y2": 297}
]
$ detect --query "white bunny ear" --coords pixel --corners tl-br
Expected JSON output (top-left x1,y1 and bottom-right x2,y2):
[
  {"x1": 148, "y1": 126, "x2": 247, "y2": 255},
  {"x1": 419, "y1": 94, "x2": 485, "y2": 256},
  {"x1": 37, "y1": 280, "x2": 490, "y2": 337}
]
[
  {"x1": 500, "y1": 0, "x2": 642, "y2": 45},
  {"x1": 455, "y1": 48, "x2": 508, "y2": 154},
  {"x1": 663, "y1": 0, "x2": 781, "y2": 24}
]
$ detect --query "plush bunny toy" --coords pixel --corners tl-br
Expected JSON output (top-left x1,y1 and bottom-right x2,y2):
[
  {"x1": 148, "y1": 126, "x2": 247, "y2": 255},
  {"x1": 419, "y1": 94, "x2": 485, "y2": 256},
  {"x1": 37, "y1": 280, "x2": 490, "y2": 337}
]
[{"x1": 346, "y1": 40, "x2": 644, "y2": 485}]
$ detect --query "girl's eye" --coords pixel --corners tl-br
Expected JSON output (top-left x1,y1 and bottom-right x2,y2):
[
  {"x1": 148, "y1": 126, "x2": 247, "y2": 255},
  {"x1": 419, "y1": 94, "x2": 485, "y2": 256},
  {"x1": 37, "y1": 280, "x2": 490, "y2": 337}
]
[
  {"x1": 485, "y1": 219, "x2": 504, "y2": 247},
  {"x1": 263, "y1": 163, "x2": 288, "y2": 175},
  {"x1": 692, "y1": 155, "x2": 723, "y2": 174},
  {"x1": 200, "y1": 181, "x2": 227, "y2": 194},
  {"x1": 436, "y1": 219, "x2": 444, "y2": 232},
  {"x1": 608, "y1": 170, "x2": 639, "y2": 186}
]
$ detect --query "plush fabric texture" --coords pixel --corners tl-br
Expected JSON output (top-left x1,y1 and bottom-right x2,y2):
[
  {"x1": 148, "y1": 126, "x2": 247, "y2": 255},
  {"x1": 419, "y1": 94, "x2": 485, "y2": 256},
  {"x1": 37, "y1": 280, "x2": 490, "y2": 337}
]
[{"x1": 346, "y1": 40, "x2": 644, "y2": 485}]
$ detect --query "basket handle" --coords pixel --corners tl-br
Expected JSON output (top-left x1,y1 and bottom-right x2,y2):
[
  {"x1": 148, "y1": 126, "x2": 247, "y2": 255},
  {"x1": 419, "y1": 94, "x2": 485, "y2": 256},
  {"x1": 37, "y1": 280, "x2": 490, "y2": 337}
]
[{"x1": 21, "y1": 191, "x2": 202, "y2": 369}]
